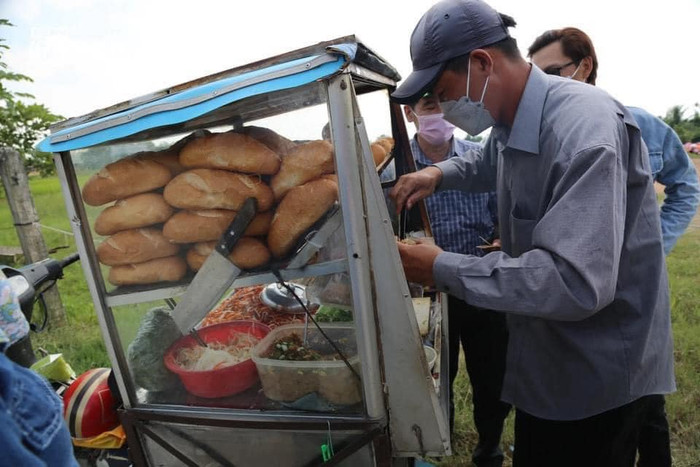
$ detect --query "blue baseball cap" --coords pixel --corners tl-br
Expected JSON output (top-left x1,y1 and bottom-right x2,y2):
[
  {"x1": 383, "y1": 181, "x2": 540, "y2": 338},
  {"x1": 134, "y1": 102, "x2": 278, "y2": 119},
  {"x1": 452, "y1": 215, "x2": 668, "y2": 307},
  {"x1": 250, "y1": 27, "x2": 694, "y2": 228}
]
[{"x1": 392, "y1": 0, "x2": 512, "y2": 104}]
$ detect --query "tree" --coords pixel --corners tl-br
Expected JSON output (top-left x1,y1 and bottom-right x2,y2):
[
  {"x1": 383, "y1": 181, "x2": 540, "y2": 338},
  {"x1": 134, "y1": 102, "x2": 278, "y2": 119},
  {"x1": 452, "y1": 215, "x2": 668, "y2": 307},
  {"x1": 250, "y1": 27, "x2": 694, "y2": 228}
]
[
  {"x1": 663, "y1": 103, "x2": 700, "y2": 144},
  {"x1": 1, "y1": 19, "x2": 62, "y2": 176}
]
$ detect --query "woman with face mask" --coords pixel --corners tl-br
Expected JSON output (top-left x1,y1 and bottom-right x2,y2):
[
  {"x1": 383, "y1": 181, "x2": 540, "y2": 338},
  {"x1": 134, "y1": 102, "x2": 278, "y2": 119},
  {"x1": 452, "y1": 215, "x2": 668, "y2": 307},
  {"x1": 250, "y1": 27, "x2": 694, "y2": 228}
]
[{"x1": 404, "y1": 94, "x2": 510, "y2": 467}]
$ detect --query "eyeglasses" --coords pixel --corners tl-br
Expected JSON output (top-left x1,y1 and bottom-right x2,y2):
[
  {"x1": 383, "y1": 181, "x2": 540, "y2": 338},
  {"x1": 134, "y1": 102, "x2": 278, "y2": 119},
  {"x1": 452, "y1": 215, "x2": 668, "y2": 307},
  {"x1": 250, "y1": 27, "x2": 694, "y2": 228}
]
[{"x1": 542, "y1": 60, "x2": 578, "y2": 76}]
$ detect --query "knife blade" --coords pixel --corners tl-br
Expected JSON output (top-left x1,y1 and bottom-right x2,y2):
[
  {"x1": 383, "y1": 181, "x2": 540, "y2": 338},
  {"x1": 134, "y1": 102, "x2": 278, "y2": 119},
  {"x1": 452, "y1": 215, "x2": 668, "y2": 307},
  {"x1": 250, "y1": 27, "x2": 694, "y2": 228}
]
[{"x1": 170, "y1": 197, "x2": 258, "y2": 334}]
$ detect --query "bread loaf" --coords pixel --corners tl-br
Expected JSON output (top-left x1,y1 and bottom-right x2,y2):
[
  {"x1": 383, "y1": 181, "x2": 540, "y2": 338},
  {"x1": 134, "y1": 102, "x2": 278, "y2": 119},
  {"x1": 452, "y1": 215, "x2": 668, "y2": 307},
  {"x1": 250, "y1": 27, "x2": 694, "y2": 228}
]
[
  {"x1": 96, "y1": 228, "x2": 180, "y2": 266},
  {"x1": 375, "y1": 137, "x2": 394, "y2": 155},
  {"x1": 132, "y1": 149, "x2": 186, "y2": 175},
  {"x1": 236, "y1": 126, "x2": 297, "y2": 156},
  {"x1": 108, "y1": 256, "x2": 187, "y2": 286},
  {"x1": 82, "y1": 158, "x2": 173, "y2": 206},
  {"x1": 179, "y1": 131, "x2": 281, "y2": 175},
  {"x1": 186, "y1": 237, "x2": 271, "y2": 271},
  {"x1": 163, "y1": 169, "x2": 274, "y2": 212},
  {"x1": 371, "y1": 143, "x2": 387, "y2": 167},
  {"x1": 94, "y1": 193, "x2": 174, "y2": 236},
  {"x1": 270, "y1": 140, "x2": 335, "y2": 200},
  {"x1": 267, "y1": 177, "x2": 339, "y2": 258},
  {"x1": 162, "y1": 209, "x2": 273, "y2": 243}
]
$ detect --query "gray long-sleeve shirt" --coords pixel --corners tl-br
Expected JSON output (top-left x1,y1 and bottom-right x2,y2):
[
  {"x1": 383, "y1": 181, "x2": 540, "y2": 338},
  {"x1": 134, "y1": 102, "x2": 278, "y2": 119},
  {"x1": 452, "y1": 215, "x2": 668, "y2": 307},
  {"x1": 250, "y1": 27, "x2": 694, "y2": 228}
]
[{"x1": 432, "y1": 65, "x2": 675, "y2": 421}]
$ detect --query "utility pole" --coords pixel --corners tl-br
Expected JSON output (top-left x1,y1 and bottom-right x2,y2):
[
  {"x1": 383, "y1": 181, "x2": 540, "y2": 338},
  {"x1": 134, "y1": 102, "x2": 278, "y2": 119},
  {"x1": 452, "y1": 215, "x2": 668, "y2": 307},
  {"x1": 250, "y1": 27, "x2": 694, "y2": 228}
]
[{"x1": 0, "y1": 146, "x2": 67, "y2": 327}]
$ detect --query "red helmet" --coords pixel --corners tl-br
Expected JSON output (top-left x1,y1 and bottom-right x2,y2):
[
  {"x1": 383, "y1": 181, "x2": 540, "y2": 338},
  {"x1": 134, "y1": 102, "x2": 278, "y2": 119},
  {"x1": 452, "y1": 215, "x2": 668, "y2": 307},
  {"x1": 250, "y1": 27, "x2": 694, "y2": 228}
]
[{"x1": 63, "y1": 368, "x2": 120, "y2": 438}]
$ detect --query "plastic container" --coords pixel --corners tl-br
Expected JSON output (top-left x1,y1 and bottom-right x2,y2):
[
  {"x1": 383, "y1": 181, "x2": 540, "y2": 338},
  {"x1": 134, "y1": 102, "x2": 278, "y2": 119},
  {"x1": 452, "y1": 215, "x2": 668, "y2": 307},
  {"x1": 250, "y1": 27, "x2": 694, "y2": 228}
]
[
  {"x1": 163, "y1": 320, "x2": 270, "y2": 398},
  {"x1": 251, "y1": 323, "x2": 362, "y2": 405}
]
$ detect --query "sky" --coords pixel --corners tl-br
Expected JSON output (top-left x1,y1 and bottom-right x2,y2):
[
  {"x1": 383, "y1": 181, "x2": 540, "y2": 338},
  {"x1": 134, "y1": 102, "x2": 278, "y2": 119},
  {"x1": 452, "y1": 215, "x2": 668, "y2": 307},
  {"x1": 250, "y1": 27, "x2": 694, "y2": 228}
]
[{"x1": 2, "y1": 0, "x2": 699, "y2": 143}]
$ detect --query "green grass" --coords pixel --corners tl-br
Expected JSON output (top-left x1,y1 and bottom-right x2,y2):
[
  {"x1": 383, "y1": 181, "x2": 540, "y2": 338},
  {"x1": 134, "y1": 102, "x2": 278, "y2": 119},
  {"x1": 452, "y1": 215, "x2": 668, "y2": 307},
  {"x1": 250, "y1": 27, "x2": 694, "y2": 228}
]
[{"x1": 1, "y1": 175, "x2": 699, "y2": 464}]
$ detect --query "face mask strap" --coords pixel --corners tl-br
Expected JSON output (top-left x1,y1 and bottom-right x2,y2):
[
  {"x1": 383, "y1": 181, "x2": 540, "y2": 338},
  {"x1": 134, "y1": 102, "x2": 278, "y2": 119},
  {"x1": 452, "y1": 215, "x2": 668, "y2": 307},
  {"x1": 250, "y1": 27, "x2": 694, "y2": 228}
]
[
  {"x1": 568, "y1": 62, "x2": 582, "y2": 79},
  {"x1": 465, "y1": 55, "x2": 471, "y2": 100}
]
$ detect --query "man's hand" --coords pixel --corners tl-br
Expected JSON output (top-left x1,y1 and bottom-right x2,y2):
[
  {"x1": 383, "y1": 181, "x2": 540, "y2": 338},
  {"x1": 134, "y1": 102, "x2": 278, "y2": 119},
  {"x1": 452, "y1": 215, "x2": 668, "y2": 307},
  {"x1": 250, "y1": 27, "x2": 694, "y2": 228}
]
[
  {"x1": 396, "y1": 239, "x2": 443, "y2": 286},
  {"x1": 389, "y1": 166, "x2": 443, "y2": 212}
]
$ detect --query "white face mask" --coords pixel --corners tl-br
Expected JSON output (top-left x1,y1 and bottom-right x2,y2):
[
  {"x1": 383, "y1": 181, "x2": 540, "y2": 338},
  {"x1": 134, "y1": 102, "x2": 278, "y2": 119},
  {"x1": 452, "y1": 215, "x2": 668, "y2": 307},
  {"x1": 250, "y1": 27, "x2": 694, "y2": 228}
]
[{"x1": 441, "y1": 57, "x2": 496, "y2": 136}]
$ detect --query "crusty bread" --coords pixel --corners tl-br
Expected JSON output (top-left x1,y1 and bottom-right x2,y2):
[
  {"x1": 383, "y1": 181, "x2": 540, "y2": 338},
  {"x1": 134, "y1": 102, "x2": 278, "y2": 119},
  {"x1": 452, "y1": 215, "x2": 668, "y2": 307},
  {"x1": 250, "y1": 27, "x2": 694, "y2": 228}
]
[
  {"x1": 179, "y1": 131, "x2": 281, "y2": 175},
  {"x1": 82, "y1": 157, "x2": 173, "y2": 206},
  {"x1": 370, "y1": 143, "x2": 387, "y2": 167},
  {"x1": 96, "y1": 228, "x2": 180, "y2": 266},
  {"x1": 163, "y1": 169, "x2": 274, "y2": 212},
  {"x1": 132, "y1": 149, "x2": 186, "y2": 176},
  {"x1": 94, "y1": 193, "x2": 174, "y2": 236},
  {"x1": 186, "y1": 237, "x2": 271, "y2": 271},
  {"x1": 108, "y1": 256, "x2": 187, "y2": 286},
  {"x1": 162, "y1": 209, "x2": 273, "y2": 243},
  {"x1": 267, "y1": 177, "x2": 339, "y2": 258},
  {"x1": 375, "y1": 137, "x2": 394, "y2": 155},
  {"x1": 236, "y1": 126, "x2": 297, "y2": 156},
  {"x1": 270, "y1": 140, "x2": 335, "y2": 201}
]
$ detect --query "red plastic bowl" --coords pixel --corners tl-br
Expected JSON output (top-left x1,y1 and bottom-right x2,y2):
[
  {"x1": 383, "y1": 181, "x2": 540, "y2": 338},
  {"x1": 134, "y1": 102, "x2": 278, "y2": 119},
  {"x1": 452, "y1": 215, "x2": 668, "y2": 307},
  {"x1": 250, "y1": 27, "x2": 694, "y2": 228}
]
[{"x1": 164, "y1": 320, "x2": 270, "y2": 398}]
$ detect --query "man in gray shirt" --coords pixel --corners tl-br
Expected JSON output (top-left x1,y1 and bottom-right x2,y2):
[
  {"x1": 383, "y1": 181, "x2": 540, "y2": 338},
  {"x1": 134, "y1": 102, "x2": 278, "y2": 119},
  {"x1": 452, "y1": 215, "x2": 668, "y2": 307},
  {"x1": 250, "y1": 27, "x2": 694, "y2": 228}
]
[{"x1": 390, "y1": 1, "x2": 675, "y2": 465}]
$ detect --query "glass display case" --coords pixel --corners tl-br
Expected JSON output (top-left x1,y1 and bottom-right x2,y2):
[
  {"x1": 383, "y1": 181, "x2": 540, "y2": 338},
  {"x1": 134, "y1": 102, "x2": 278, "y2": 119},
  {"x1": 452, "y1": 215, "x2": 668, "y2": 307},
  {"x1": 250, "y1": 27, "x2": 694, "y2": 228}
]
[{"x1": 39, "y1": 36, "x2": 450, "y2": 466}]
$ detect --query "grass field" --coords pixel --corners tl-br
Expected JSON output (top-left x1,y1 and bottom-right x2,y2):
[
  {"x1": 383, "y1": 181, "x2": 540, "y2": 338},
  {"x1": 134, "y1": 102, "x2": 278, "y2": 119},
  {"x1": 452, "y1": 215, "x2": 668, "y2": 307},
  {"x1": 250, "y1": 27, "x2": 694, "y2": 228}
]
[{"x1": 1, "y1": 173, "x2": 698, "y2": 465}]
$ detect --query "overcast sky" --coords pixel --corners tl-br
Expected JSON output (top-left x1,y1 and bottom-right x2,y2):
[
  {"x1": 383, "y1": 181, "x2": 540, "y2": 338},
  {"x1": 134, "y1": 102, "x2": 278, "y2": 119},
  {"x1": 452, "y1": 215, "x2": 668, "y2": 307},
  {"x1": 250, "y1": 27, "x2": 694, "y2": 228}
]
[{"x1": 2, "y1": 0, "x2": 699, "y2": 141}]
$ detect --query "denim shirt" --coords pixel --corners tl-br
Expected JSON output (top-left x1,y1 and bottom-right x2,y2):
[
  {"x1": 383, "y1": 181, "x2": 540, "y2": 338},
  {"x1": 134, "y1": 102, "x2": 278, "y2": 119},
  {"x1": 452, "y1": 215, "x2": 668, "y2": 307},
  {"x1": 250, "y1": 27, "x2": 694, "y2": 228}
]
[
  {"x1": 628, "y1": 106, "x2": 700, "y2": 255},
  {"x1": 0, "y1": 277, "x2": 78, "y2": 466},
  {"x1": 432, "y1": 66, "x2": 675, "y2": 420}
]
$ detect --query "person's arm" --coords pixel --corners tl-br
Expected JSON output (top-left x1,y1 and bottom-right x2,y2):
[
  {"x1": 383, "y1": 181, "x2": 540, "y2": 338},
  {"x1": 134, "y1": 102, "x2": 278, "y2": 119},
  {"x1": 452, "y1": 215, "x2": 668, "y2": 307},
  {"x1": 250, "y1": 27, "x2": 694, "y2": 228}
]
[
  {"x1": 389, "y1": 141, "x2": 496, "y2": 212},
  {"x1": 433, "y1": 143, "x2": 626, "y2": 321},
  {"x1": 654, "y1": 127, "x2": 700, "y2": 255}
]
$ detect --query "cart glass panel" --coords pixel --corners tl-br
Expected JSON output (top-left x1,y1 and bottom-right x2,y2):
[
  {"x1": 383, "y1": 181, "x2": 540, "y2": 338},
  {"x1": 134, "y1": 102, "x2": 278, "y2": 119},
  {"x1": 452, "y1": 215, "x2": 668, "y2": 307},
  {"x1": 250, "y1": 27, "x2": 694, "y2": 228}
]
[{"x1": 70, "y1": 80, "x2": 385, "y2": 414}]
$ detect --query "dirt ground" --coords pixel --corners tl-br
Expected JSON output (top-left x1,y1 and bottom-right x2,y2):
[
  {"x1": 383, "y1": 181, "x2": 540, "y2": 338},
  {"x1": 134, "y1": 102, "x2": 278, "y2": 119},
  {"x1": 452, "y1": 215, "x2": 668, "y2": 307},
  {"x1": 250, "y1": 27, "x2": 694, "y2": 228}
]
[{"x1": 654, "y1": 158, "x2": 700, "y2": 230}]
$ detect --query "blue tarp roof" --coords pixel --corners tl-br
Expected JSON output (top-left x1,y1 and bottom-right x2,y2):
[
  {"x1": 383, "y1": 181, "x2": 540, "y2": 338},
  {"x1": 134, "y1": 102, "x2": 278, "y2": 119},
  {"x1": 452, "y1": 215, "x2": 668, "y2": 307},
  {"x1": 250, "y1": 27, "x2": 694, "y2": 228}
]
[{"x1": 38, "y1": 43, "x2": 362, "y2": 153}]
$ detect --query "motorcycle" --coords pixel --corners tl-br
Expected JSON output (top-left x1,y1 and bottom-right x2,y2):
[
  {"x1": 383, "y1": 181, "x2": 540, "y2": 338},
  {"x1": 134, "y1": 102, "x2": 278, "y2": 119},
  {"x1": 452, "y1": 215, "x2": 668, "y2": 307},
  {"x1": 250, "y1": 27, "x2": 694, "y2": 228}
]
[{"x1": 1, "y1": 252, "x2": 81, "y2": 368}]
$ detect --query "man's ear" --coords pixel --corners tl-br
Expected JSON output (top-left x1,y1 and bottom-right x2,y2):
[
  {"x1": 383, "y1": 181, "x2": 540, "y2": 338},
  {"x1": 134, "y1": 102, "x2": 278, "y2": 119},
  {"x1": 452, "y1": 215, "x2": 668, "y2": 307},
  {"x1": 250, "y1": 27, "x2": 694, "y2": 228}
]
[
  {"x1": 580, "y1": 56, "x2": 594, "y2": 83},
  {"x1": 470, "y1": 49, "x2": 493, "y2": 74},
  {"x1": 404, "y1": 105, "x2": 416, "y2": 124}
]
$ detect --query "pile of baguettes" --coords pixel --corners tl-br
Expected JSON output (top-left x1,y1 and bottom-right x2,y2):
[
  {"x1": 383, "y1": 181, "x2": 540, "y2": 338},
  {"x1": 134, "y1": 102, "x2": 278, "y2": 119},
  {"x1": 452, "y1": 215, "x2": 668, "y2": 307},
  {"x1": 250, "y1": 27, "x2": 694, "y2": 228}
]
[{"x1": 82, "y1": 126, "x2": 394, "y2": 286}]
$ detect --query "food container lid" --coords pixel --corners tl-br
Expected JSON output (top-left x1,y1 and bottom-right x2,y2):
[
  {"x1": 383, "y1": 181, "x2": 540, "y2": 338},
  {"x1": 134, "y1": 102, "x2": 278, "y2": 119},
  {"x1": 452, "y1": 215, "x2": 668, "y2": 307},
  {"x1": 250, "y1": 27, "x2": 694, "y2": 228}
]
[{"x1": 260, "y1": 283, "x2": 310, "y2": 314}]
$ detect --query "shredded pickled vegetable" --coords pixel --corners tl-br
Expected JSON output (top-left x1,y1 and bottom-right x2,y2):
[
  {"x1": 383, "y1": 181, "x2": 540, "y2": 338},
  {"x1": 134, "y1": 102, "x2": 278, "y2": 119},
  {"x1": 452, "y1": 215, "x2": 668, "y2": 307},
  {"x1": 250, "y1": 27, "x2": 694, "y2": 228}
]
[{"x1": 175, "y1": 333, "x2": 259, "y2": 371}]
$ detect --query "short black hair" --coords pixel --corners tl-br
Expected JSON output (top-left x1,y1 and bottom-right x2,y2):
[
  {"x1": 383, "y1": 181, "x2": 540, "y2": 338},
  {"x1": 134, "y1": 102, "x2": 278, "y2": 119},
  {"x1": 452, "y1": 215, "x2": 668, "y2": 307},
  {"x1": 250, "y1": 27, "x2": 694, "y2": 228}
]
[{"x1": 527, "y1": 27, "x2": 598, "y2": 85}]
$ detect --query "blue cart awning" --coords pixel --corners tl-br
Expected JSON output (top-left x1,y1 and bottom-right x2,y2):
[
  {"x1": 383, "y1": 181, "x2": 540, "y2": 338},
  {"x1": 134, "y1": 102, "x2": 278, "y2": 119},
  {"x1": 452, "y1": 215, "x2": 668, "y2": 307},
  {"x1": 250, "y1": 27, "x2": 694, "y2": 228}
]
[{"x1": 38, "y1": 41, "x2": 397, "y2": 153}]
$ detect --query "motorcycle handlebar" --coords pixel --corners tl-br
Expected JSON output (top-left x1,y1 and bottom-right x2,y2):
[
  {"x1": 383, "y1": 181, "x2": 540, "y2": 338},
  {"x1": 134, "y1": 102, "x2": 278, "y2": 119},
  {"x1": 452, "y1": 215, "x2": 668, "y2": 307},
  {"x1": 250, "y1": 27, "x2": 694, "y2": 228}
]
[{"x1": 58, "y1": 253, "x2": 80, "y2": 270}]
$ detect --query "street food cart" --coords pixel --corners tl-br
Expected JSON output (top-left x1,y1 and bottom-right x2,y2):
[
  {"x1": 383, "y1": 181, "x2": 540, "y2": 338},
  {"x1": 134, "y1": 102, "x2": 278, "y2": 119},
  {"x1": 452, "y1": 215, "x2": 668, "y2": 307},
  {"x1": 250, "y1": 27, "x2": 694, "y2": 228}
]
[{"x1": 39, "y1": 36, "x2": 451, "y2": 466}]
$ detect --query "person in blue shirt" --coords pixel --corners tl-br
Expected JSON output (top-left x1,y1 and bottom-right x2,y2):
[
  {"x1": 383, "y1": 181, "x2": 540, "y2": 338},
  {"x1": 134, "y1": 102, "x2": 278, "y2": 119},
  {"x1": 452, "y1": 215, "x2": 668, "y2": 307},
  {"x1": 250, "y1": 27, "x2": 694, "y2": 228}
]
[
  {"x1": 0, "y1": 273, "x2": 78, "y2": 467},
  {"x1": 403, "y1": 93, "x2": 510, "y2": 467},
  {"x1": 527, "y1": 27, "x2": 700, "y2": 257}
]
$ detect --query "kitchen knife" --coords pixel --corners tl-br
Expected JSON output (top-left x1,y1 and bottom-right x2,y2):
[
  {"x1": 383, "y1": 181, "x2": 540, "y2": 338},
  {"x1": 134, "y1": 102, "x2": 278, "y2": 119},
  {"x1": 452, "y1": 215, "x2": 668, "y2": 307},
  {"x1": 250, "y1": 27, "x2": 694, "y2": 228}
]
[{"x1": 170, "y1": 197, "x2": 258, "y2": 334}]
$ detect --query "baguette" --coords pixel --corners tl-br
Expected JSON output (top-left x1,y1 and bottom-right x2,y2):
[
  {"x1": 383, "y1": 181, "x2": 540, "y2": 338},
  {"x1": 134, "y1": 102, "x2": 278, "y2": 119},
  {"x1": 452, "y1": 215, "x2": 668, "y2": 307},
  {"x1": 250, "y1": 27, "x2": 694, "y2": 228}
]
[
  {"x1": 94, "y1": 193, "x2": 174, "y2": 235},
  {"x1": 267, "y1": 177, "x2": 339, "y2": 258},
  {"x1": 96, "y1": 228, "x2": 180, "y2": 266},
  {"x1": 132, "y1": 149, "x2": 186, "y2": 176},
  {"x1": 270, "y1": 140, "x2": 335, "y2": 200},
  {"x1": 163, "y1": 169, "x2": 274, "y2": 212},
  {"x1": 163, "y1": 209, "x2": 273, "y2": 243},
  {"x1": 371, "y1": 143, "x2": 387, "y2": 167},
  {"x1": 179, "y1": 131, "x2": 281, "y2": 175},
  {"x1": 108, "y1": 256, "x2": 187, "y2": 286},
  {"x1": 82, "y1": 157, "x2": 173, "y2": 206},
  {"x1": 186, "y1": 237, "x2": 271, "y2": 271},
  {"x1": 236, "y1": 126, "x2": 297, "y2": 156},
  {"x1": 375, "y1": 136, "x2": 394, "y2": 155}
]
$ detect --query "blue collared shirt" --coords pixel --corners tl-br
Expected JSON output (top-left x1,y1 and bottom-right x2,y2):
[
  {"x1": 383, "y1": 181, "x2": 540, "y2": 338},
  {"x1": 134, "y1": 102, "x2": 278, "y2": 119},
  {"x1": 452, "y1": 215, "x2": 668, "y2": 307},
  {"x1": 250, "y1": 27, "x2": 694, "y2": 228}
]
[
  {"x1": 628, "y1": 106, "x2": 700, "y2": 255},
  {"x1": 431, "y1": 66, "x2": 675, "y2": 420},
  {"x1": 411, "y1": 137, "x2": 497, "y2": 256}
]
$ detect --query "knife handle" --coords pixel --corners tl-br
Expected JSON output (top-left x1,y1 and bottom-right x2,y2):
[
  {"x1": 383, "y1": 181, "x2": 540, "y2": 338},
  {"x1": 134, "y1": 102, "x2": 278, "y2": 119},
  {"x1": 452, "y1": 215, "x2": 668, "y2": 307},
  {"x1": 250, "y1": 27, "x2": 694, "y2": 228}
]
[{"x1": 215, "y1": 197, "x2": 258, "y2": 256}]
